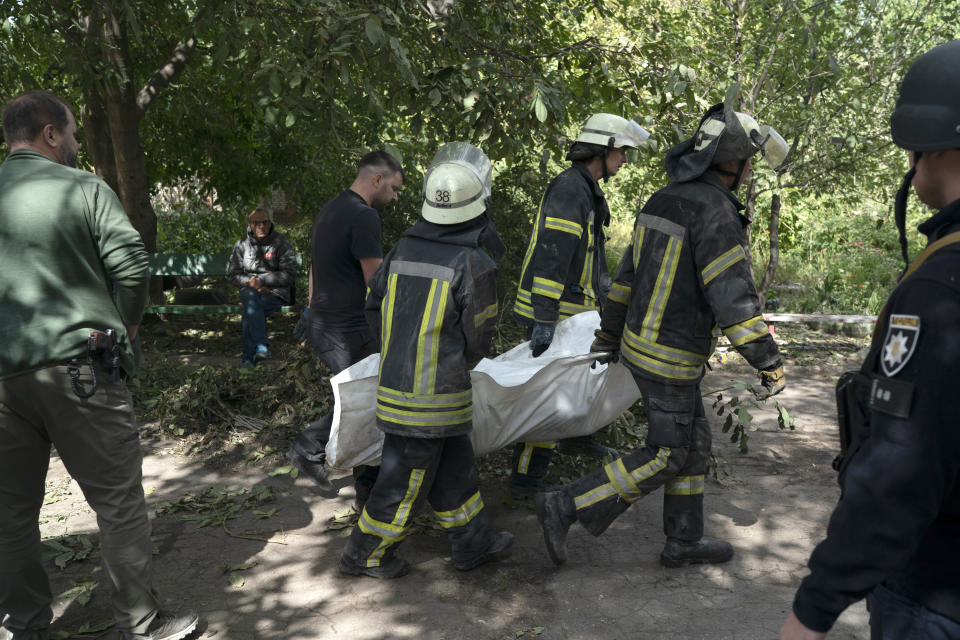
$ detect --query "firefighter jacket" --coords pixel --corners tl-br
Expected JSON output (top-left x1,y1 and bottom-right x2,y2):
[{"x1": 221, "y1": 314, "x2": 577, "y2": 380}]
[
  {"x1": 600, "y1": 172, "x2": 780, "y2": 384},
  {"x1": 366, "y1": 214, "x2": 503, "y2": 439},
  {"x1": 793, "y1": 199, "x2": 960, "y2": 632},
  {"x1": 514, "y1": 163, "x2": 611, "y2": 325}
]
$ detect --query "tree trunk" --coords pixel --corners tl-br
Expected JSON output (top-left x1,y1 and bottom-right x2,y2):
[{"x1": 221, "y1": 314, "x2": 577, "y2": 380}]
[
  {"x1": 757, "y1": 192, "x2": 782, "y2": 307},
  {"x1": 81, "y1": 84, "x2": 119, "y2": 193},
  {"x1": 99, "y1": 0, "x2": 158, "y2": 253}
]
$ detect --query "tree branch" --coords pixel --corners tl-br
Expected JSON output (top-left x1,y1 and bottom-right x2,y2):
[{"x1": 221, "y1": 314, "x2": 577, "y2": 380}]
[{"x1": 136, "y1": 36, "x2": 197, "y2": 115}]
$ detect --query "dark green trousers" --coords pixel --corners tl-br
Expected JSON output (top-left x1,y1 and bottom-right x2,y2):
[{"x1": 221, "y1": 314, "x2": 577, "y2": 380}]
[
  {"x1": 341, "y1": 433, "x2": 494, "y2": 569},
  {"x1": 0, "y1": 363, "x2": 159, "y2": 635},
  {"x1": 564, "y1": 379, "x2": 711, "y2": 541}
]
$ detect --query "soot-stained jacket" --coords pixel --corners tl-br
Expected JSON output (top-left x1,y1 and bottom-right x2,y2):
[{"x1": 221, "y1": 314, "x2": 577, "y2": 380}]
[
  {"x1": 367, "y1": 214, "x2": 504, "y2": 438},
  {"x1": 792, "y1": 199, "x2": 960, "y2": 632},
  {"x1": 227, "y1": 225, "x2": 298, "y2": 303},
  {"x1": 601, "y1": 172, "x2": 780, "y2": 384},
  {"x1": 514, "y1": 163, "x2": 610, "y2": 325}
]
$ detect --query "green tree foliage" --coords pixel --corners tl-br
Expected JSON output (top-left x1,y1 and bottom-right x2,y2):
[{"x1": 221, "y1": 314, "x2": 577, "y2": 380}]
[{"x1": 2, "y1": 0, "x2": 958, "y2": 312}]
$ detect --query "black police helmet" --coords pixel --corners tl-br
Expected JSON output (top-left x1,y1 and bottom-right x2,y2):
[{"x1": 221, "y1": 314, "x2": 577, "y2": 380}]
[{"x1": 890, "y1": 40, "x2": 960, "y2": 151}]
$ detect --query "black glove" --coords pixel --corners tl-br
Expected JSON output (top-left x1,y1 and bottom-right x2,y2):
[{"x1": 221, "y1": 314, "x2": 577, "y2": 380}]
[
  {"x1": 757, "y1": 362, "x2": 786, "y2": 399},
  {"x1": 590, "y1": 329, "x2": 620, "y2": 366},
  {"x1": 530, "y1": 322, "x2": 556, "y2": 357}
]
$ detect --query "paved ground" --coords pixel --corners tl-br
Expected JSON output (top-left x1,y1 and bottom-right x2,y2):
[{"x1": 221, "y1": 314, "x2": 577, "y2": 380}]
[{"x1": 37, "y1": 361, "x2": 869, "y2": 640}]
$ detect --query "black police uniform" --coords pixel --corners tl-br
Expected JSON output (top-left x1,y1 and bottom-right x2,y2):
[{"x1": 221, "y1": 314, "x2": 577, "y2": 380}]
[{"x1": 792, "y1": 199, "x2": 960, "y2": 631}]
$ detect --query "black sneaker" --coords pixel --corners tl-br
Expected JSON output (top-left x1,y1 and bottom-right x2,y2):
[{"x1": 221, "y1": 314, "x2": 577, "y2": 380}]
[
  {"x1": 454, "y1": 531, "x2": 514, "y2": 571},
  {"x1": 122, "y1": 610, "x2": 199, "y2": 640},
  {"x1": 659, "y1": 538, "x2": 734, "y2": 568},
  {"x1": 558, "y1": 435, "x2": 619, "y2": 459},
  {"x1": 286, "y1": 448, "x2": 334, "y2": 495},
  {"x1": 339, "y1": 554, "x2": 409, "y2": 579},
  {"x1": 535, "y1": 490, "x2": 576, "y2": 566}
]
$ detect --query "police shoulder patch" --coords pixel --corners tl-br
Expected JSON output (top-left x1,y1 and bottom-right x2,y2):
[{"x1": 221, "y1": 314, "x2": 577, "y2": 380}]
[{"x1": 880, "y1": 314, "x2": 920, "y2": 377}]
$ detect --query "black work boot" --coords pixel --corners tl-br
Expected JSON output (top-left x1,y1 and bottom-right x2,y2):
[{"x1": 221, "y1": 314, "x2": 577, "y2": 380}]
[
  {"x1": 454, "y1": 531, "x2": 514, "y2": 571},
  {"x1": 535, "y1": 490, "x2": 576, "y2": 566},
  {"x1": 659, "y1": 538, "x2": 734, "y2": 568},
  {"x1": 338, "y1": 553, "x2": 410, "y2": 579},
  {"x1": 558, "y1": 435, "x2": 619, "y2": 459}
]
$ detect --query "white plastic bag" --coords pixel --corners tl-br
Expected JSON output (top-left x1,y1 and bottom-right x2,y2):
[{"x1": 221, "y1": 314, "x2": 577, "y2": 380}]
[{"x1": 325, "y1": 312, "x2": 641, "y2": 469}]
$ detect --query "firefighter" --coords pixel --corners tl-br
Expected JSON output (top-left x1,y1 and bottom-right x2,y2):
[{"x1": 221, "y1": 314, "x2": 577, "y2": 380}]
[
  {"x1": 536, "y1": 103, "x2": 788, "y2": 568},
  {"x1": 510, "y1": 114, "x2": 650, "y2": 498},
  {"x1": 339, "y1": 142, "x2": 513, "y2": 578},
  {"x1": 780, "y1": 40, "x2": 960, "y2": 639}
]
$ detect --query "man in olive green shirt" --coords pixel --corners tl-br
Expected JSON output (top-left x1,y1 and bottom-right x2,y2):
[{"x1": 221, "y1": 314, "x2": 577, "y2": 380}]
[{"x1": 0, "y1": 92, "x2": 197, "y2": 640}]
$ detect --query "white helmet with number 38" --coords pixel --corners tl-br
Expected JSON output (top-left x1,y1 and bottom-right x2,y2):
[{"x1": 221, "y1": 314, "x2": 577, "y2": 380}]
[{"x1": 421, "y1": 142, "x2": 493, "y2": 224}]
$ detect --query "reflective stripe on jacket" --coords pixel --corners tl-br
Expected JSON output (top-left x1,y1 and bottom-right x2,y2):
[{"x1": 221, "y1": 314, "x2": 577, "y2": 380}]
[
  {"x1": 514, "y1": 163, "x2": 610, "y2": 325},
  {"x1": 366, "y1": 217, "x2": 500, "y2": 438},
  {"x1": 601, "y1": 173, "x2": 780, "y2": 384}
]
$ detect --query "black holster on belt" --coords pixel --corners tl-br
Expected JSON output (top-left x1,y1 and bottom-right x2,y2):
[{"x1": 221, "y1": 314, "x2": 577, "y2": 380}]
[{"x1": 833, "y1": 369, "x2": 871, "y2": 479}]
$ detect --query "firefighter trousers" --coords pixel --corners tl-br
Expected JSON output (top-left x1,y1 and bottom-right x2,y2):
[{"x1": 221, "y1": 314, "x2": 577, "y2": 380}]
[
  {"x1": 562, "y1": 378, "x2": 711, "y2": 542},
  {"x1": 341, "y1": 433, "x2": 494, "y2": 569}
]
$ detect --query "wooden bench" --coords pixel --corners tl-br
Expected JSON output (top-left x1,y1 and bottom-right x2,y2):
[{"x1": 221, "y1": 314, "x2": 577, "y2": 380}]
[
  {"x1": 146, "y1": 252, "x2": 302, "y2": 315},
  {"x1": 762, "y1": 313, "x2": 877, "y2": 338}
]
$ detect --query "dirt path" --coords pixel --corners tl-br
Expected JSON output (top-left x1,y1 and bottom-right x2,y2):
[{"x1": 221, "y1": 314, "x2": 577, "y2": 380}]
[{"x1": 37, "y1": 360, "x2": 868, "y2": 640}]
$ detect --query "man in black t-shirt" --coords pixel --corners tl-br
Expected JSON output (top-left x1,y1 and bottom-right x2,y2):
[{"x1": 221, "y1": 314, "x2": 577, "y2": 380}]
[{"x1": 288, "y1": 151, "x2": 404, "y2": 508}]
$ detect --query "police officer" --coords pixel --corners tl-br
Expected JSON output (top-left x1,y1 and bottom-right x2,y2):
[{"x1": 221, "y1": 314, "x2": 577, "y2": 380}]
[
  {"x1": 780, "y1": 40, "x2": 960, "y2": 640},
  {"x1": 536, "y1": 103, "x2": 788, "y2": 568},
  {"x1": 510, "y1": 114, "x2": 650, "y2": 498},
  {"x1": 339, "y1": 143, "x2": 512, "y2": 578}
]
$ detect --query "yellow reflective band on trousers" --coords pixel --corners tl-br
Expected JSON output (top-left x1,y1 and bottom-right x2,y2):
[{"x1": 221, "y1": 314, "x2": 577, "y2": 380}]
[
  {"x1": 723, "y1": 315, "x2": 768, "y2": 347},
  {"x1": 621, "y1": 327, "x2": 705, "y2": 381},
  {"x1": 532, "y1": 276, "x2": 564, "y2": 300},
  {"x1": 359, "y1": 468, "x2": 425, "y2": 566},
  {"x1": 701, "y1": 245, "x2": 746, "y2": 285},
  {"x1": 664, "y1": 474, "x2": 704, "y2": 496},
  {"x1": 434, "y1": 491, "x2": 484, "y2": 529},
  {"x1": 474, "y1": 302, "x2": 498, "y2": 327},
  {"x1": 640, "y1": 235, "x2": 683, "y2": 341},
  {"x1": 379, "y1": 272, "x2": 400, "y2": 377},
  {"x1": 414, "y1": 279, "x2": 450, "y2": 395},
  {"x1": 516, "y1": 441, "x2": 557, "y2": 473},
  {"x1": 574, "y1": 448, "x2": 671, "y2": 510},
  {"x1": 608, "y1": 282, "x2": 631, "y2": 306},
  {"x1": 545, "y1": 216, "x2": 583, "y2": 237}
]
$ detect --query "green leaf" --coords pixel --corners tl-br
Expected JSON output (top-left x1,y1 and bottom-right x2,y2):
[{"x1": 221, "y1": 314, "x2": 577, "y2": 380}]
[
  {"x1": 534, "y1": 95, "x2": 547, "y2": 123},
  {"x1": 723, "y1": 83, "x2": 741, "y2": 110},
  {"x1": 229, "y1": 571, "x2": 245, "y2": 588},
  {"x1": 269, "y1": 70, "x2": 282, "y2": 96},
  {"x1": 365, "y1": 15, "x2": 384, "y2": 46},
  {"x1": 268, "y1": 465, "x2": 294, "y2": 477},
  {"x1": 285, "y1": 112, "x2": 296, "y2": 128},
  {"x1": 464, "y1": 91, "x2": 479, "y2": 110}
]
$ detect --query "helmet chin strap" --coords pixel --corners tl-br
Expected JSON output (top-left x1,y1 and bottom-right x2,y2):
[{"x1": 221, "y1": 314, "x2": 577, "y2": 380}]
[
  {"x1": 894, "y1": 152, "x2": 920, "y2": 272},
  {"x1": 600, "y1": 146, "x2": 611, "y2": 183},
  {"x1": 712, "y1": 159, "x2": 748, "y2": 189}
]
